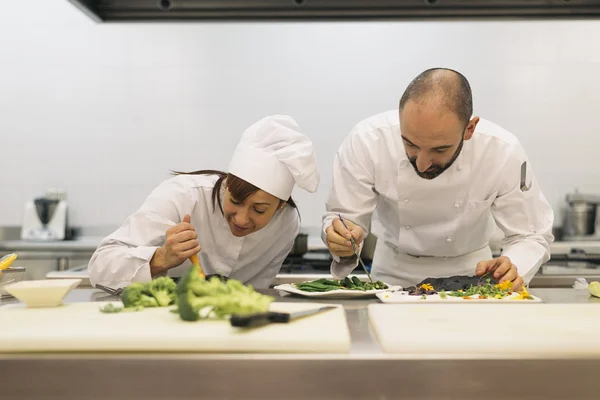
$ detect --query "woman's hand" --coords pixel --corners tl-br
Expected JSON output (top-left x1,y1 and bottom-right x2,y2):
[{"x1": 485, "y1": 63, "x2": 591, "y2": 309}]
[{"x1": 150, "y1": 214, "x2": 200, "y2": 276}]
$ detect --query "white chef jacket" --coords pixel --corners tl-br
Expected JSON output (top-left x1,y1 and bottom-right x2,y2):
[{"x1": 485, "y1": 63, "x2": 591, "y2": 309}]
[
  {"x1": 88, "y1": 174, "x2": 299, "y2": 289},
  {"x1": 322, "y1": 110, "x2": 554, "y2": 286}
]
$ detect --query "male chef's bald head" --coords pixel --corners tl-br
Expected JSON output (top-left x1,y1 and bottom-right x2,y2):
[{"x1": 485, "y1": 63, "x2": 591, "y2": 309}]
[
  {"x1": 399, "y1": 68, "x2": 473, "y2": 126},
  {"x1": 398, "y1": 68, "x2": 480, "y2": 179}
]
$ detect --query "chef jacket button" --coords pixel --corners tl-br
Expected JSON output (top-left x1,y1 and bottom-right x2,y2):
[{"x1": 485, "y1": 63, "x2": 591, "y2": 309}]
[
  {"x1": 446, "y1": 236, "x2": 453, "y2": 243},
  {"x1": 454, "y1": 202, "x2": 460, "y2": 208},
  {"x1": 457, "y1": 165, "x2": 463, "y2": 171},
  {"x1": 404, "y1": 198, "x2": 410, "y2": 204},
  {"x1": 405, "y1": 225, "x2": 411, "y2": 230}
]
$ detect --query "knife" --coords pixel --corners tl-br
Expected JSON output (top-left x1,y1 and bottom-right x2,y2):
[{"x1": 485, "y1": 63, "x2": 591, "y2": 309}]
[
  {"x1": 230, "y1": 306, "x2": 337, "y2": 328},
  {"x1": 338, "y1": 214, "x2": 374, "y2": 283}
]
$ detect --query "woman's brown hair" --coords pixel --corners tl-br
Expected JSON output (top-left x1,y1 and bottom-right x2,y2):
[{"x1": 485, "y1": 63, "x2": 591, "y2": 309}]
[{"x1": 171, "y1": 170, "x2": 298, "y2": 215}]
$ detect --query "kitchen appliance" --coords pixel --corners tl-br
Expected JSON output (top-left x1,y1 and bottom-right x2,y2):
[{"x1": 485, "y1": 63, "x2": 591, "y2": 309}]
[
  {"x1": 288, "y1": 233, "x2": 308, "y2": 256},
  {"x1": 562, "y1": 192, "x2": 600, "y2": 241},
  {"x1": 67, "y1": 0, "x2": 600, "y2": 22},
  {"x1": 21, "y1": 190, "x2": 68, "y2": 241}
]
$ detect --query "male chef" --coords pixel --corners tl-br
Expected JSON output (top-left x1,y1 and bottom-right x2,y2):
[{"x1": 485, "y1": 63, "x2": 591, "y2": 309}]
[{"x1": 322, "y1": 68, "x2": 554, "y2": 291}]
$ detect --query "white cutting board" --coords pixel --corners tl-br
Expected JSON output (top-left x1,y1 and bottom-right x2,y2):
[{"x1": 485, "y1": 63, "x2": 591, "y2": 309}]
[
  {"x1": 0, "y1": 302, "x2": 350, "y2": 353},
  {"x1": 369, "y1": 303, "x2": 600, "y2": 358}
]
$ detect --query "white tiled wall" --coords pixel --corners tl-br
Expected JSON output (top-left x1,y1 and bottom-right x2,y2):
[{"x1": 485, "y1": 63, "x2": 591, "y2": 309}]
[{"x1": 1, "y1": 0, "x2": 599, "y2": 232}]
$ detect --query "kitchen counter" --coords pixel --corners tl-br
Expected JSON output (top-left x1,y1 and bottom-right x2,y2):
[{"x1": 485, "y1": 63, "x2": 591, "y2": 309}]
[
  {"x1": 46, "y1": 264, "x2": 600, "y2": 289},
  {"x1": 2, "y1": 235, "x2": 599, "y2": 256},
  {"x1": 1, "y1": 288, "x2": 600, "y2": 399},
  {"x1": 0, "y1": 237, "x2": 103, "y2": 252},
  {"x1": 0, "y1": 236, "x2": 328, "y2": 252}
]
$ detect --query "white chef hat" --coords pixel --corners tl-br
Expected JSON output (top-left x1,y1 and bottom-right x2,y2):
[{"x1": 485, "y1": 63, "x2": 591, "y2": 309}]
[{"x1": 228, "y1": 115, "x2": 320, "y2": 200}]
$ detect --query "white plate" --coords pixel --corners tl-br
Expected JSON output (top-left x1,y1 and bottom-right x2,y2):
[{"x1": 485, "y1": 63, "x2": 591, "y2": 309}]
[
  {"x1": 376, "y1": 291, "x2": 542, "y2": 303},
  {"x1": 273, "y1": 283, "x2": 402, "y2": 299}
]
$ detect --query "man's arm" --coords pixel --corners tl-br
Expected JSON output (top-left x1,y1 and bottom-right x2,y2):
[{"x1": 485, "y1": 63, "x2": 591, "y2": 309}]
[
  {"x1": 491, "y1": 145, "x2": 555, "y2": 284},
  {"x1": 322, "y1": 131, "x2": 380, "y2": 278}
]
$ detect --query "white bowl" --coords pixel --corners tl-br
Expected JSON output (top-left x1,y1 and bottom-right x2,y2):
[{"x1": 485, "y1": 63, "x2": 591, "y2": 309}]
[{"x1": 3, "y1": 279, "x2": 82, "y2": 308}]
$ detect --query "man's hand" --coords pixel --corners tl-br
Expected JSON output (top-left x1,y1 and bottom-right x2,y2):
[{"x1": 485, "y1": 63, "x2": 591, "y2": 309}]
[
  {"x1": 150, "y1": 214, "x2": 200, "y2": 275},
  {"x1": 325, "y1": 217, "x2": 364, "y2": 258},
  {"x1": 475, "y1": 256, "x2": 524, "y2": 291}
]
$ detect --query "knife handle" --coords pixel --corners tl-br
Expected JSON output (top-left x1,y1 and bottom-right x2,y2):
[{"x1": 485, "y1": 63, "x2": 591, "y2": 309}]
[{"x1": 230, "y1": 312, "x2": 290, "y2": 328}]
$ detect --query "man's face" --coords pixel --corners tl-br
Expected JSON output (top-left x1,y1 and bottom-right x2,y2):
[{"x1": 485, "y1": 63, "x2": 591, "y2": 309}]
[{"x1": 399, "y1": 100, "x2": 476, "y2": 180}]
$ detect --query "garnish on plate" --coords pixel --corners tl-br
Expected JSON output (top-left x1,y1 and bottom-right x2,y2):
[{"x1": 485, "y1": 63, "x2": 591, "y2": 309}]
[
  {"x1": 405, "y1": 276, "x2": 535, "y2": 300},
  {"x1": 293, "y1": 277, "x2": 388, "y2": 292}
]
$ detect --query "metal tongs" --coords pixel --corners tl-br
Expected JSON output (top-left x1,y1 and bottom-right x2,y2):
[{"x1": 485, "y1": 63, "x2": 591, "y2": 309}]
[
  {"x1": 95, "y1": 284, "x2": 123, "y2": 296},
  {"x1": 338, "y1": 214, "x2": 373, "y2": 283},
  {"x1": 94, "y1": 254, "x2": 202, "y2": 297}
]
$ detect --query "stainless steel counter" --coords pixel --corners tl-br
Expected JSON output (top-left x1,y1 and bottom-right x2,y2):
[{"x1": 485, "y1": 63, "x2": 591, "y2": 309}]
[
  {"x1": 0, "y1": 238, "x2": 102, "y2": 252},
  {"x1": 1, "y1": 288, "x2": 600, "y2": 399},
  {"x1": 0, "y1": 234, "x2": 327, "y2": 252}
]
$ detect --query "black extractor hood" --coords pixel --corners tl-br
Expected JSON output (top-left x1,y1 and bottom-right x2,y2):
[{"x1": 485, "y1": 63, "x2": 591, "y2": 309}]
[{"x1": 68, "y1": 0, "x2": 600, "y2": 22}]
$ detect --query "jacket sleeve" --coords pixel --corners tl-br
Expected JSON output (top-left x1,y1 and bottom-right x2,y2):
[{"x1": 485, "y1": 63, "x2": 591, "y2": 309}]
[
  {"x1": 491, "y1": 144, "x2": 555, "y2": 284},
  {"x1": 322, "y1": 130, "x2": 379, "y2": 279},
  {"x1": 88, "y1": 177, "x2": 195, "y2": 288}
]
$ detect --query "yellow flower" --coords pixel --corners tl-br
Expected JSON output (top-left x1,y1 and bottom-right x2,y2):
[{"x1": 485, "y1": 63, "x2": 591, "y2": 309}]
[
  {"x1": 514, "y1": 286, "x2": 533, "y2": 300},
  {"x1": 495, "y1": 281, "x2": 513, "y2": 291},
  {"x1": 0, "y1": 253, "x2": 17, "y2": 270},
  {"x1": 420, "y1": 283, "x2": 434, "y2": 291}
]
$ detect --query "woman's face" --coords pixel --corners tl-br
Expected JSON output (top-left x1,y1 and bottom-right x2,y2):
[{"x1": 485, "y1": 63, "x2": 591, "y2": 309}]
[{"x1": 223, "y1": 188, "x2": 284, "y2": 237}]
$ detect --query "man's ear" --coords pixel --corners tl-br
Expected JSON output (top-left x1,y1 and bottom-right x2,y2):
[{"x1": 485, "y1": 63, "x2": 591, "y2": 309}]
[{"x1": 464, "y1": 116, "x2": 480, "y2": 141}]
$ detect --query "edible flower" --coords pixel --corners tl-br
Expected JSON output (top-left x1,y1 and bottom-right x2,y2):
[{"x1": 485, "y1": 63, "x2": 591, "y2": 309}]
[
  {"x1": 495, "y1": 281, "x2": 513, "y2": 291},
  {"x1": 420, "y1": 283, "x2": 434, "y2": 291},
  {"x1": 514, "y1": 286, "x2": 534, "y2": 300}
]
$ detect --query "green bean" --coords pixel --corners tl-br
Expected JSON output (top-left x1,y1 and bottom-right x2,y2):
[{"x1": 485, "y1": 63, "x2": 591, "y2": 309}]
[
  {"x1": 296, "y1": 281, "x2": 344, "y2": 292},
  {"x1": 351, "y1": 276, "x2": 363, "y2": 287}
]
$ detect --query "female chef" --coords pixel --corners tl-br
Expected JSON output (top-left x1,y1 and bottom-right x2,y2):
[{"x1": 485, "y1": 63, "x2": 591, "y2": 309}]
[{"x1": 88, "y1": 115, "x2": 320, "y2": 289}]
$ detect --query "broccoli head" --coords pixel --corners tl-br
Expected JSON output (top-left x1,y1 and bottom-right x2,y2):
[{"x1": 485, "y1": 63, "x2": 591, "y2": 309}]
[
  {"x1": 176, "y1": 264, "x2": 207, "y2": 321},
  {"x1": 176, "y1": 265, "x2": 274, "y2": 322},
  {"x1": 119, "y1": 277, "x2": 176, "y2": 309},
  {"x1": 146, "y1": 276, "x2": 177, "y2": 307},
  {"x1": 121, "y1": 283, "x2": 159, "y2": 308}
]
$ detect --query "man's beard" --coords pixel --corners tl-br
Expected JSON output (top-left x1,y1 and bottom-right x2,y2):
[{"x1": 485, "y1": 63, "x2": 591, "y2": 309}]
[{"x1": 408, "y1": 136, "x2": 464, "y2": 180}]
